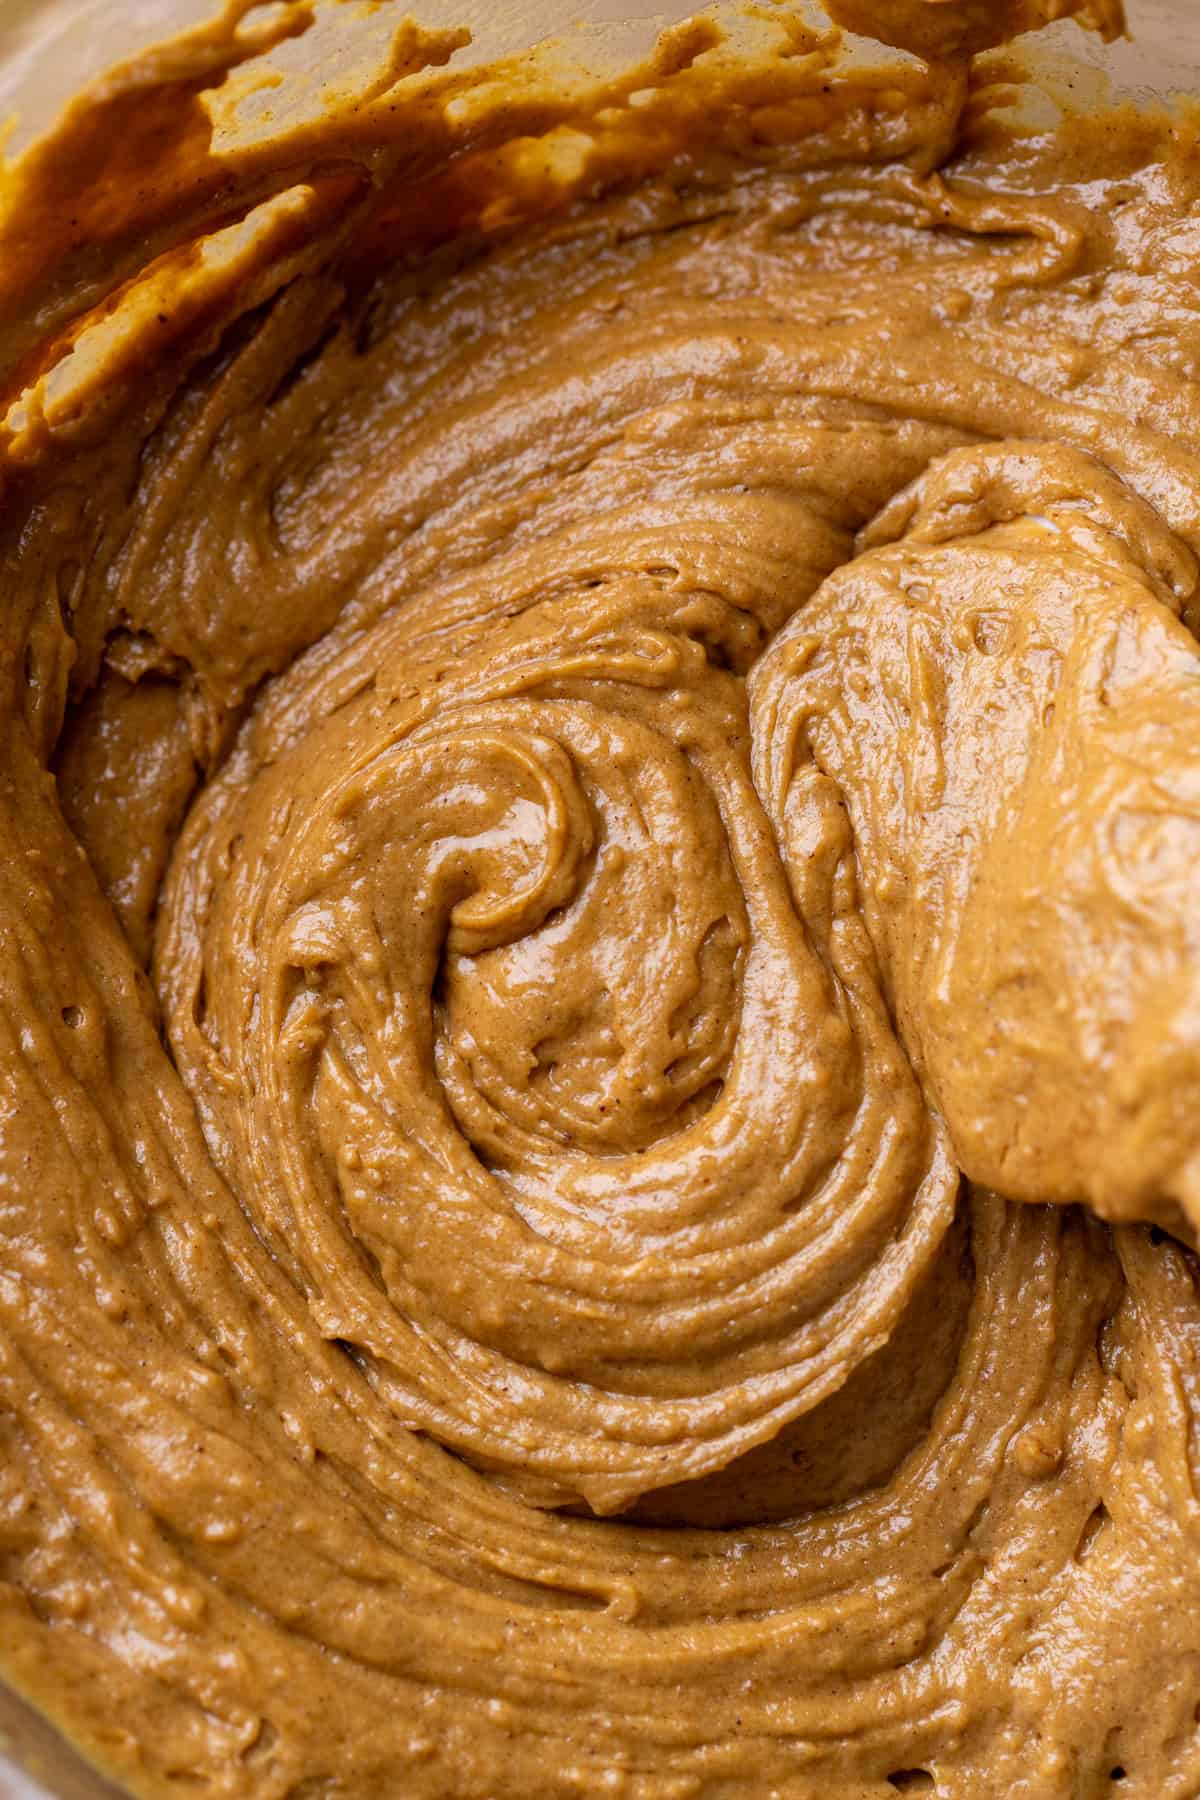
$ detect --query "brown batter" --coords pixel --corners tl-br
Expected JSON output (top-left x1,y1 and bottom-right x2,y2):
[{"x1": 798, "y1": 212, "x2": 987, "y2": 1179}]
[{"x1": 3, "y1": 1, "x2": 1200, "y2": 1794}]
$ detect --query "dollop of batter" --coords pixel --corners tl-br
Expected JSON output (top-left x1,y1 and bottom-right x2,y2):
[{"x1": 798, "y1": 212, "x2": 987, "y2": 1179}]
[{"x1": 3, "y1": 1, "x2": 1200, "y2": 1796}]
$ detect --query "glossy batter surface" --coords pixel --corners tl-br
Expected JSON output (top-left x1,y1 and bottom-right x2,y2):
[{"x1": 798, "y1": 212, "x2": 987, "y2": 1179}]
[{"x1": 3, "y1": 2, "x2": 1200, "y2": 1796}]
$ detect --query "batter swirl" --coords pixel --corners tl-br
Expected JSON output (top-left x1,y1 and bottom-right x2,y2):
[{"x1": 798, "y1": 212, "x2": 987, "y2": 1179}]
[{"x1": 2, "y1": 2, "x2": 1200, "y2": 1796}]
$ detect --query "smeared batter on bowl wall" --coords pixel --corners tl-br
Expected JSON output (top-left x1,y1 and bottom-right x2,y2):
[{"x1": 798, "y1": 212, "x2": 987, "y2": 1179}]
[{"x1": 2, "y1": 0, "x2": 1200, "y2": 1794}]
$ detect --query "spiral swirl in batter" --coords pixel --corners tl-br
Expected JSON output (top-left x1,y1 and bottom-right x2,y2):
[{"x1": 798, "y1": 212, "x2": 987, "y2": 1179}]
[{"x1": 3, "y1": 4, "x2": 1200, "y2": 1797}]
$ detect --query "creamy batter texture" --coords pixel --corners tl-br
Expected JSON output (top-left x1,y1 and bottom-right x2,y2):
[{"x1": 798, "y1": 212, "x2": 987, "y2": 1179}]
[{"x1": 2, "y1": 0, "x2": 1200, "y2": 1795}]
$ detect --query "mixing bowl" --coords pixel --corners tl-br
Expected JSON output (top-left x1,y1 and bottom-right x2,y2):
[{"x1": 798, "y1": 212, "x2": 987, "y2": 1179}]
[{"x1": 0, "y1": 2, "x2": 1196, "y2": 1795}]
